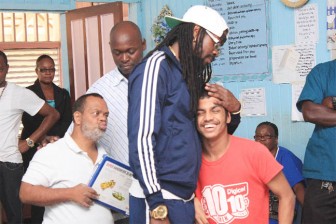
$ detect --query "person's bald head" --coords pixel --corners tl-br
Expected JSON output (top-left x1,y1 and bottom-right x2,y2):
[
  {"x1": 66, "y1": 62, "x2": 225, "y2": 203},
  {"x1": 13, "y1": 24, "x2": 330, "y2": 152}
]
[{"x1": 109, "y1": 21, "x2": 146, "y2": 78}]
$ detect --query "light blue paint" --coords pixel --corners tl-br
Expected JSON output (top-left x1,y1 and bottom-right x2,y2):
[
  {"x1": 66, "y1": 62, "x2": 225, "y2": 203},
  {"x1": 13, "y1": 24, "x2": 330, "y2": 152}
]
[
  {"x1": 2, "y1": 0, "x2": 328, "y2": 162},
  {"x1": 136, "y1": 0, "x2": 321, "y2": 161},
  {"x1": 0, "y1": 0, "x2": 75, "y2": 11},
  {"x1": 60, "y1": 13, "x2": 70, "y2": 92}
]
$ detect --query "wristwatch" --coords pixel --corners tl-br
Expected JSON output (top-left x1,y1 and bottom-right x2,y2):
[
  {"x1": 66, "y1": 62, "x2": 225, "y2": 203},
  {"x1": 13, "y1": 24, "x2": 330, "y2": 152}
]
[
  {"x1": 150, "y1": 205, "x2": 168, "y2": 220},
  {"x1": 26, "y1": 137, "x2": 35, "y2": 148},
  {"x1": 332, "y1": 97, "x2": 336, "y2": 110}
]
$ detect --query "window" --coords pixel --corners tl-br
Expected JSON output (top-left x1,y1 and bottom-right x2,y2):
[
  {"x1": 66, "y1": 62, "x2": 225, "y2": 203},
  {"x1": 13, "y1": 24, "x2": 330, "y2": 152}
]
[{"x1": 0, "y1": 12, "x2": 61, "y2": 87}]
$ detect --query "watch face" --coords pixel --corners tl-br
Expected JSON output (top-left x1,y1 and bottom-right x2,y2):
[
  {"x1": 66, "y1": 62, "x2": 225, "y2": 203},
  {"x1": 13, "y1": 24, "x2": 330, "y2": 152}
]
[
  {"x1": 151, "y1": 205, "x2": 168, "y2": 219},
  {"x1": 26, "y1": 138, "x2": 34, "y2": 147},
  {"x1": 157, "y1": 207, "x2": 167, "y2": 216}
]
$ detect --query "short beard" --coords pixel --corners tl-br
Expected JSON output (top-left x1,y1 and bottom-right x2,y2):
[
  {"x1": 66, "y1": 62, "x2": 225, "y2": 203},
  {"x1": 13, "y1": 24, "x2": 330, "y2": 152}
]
[{"x1": 81, "y1": 123, "x2": 105, "y2": 142}]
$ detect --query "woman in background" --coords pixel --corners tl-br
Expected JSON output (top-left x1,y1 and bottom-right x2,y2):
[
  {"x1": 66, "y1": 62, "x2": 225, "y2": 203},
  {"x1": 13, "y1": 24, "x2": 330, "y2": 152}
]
[{"x1": 20, "y1": 54, "x2": 72, "y2": 224}]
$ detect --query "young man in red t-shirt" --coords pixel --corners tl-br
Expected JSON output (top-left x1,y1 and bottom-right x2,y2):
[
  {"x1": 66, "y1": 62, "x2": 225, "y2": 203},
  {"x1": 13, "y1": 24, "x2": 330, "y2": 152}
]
[{"x1": 194, "y1": 92, "x2": 295, "y2": 224}]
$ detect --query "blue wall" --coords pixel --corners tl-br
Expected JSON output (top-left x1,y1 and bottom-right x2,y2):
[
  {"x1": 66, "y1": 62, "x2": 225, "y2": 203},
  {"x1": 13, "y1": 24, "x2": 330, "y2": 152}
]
[
  {"x1": 228, "y1": 0, "x2": 326, "y2": 161},
  {"x1": 0, "y1": 0, "x2": 75, "y2": 11},
  {"x1": 134, "y1": 0, "x2": 329, "y2": 161},
  {"x1": 2, "y1": 0, "x2": 329, "y2": 161}
]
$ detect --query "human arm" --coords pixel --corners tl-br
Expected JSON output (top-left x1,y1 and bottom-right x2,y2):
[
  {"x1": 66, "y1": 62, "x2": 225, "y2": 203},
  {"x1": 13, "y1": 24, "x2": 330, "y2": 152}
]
[
  {"x1": 128, "y1": 56, "x2": 166, "y2": 211},
  {"x1": 36, "y1": 121, "x2": 74, "y2": 149},
  {"x1": 227, "y1": 113, "x2": 241, "y2": 135},
  {"x1": 279, "y1": 148, "x2": 305, "y2": 206},
  {"x1": 296, "y1": 63, "x2": 336, "y2": 126},
  {"x1": 300, "y1": 100, "x2": 336, "y2": 126},
  {"x1": 150, "y1": 217, "x2": 170, "y2": 224},
  {"x1": 267, "y1": 172, "x2": 295, "y2": 224},
  {"x1": 53, "y1": 88, "x2": 73, "y2": 136},
  {"x1": 194, "y1": 198, "x2": 209, "y2": 224},
  {"x1": 205, "y1": 83, "x2": 241, "y2": 134},
  {"x1": 37, "y1": 90, "x2": 72, "y2": 148},
  {"x1": 322, "y1": 96, "x2": 334, "y2": 109},
  {"x1": 19, "y1": 103, "x2": 60, "y2": 153},
  {"x1": 194, "y1": 180, "x2": 209, "y2": 224},
  {"x1": 37, "y1": 136, "x2": 60, "y2": 149},
  {"x1": 20, "y1": 182, "x2": 98, "y2": 208},
  {"x1": 293, "y1": 181, "x2": 305, "y2": 206}
]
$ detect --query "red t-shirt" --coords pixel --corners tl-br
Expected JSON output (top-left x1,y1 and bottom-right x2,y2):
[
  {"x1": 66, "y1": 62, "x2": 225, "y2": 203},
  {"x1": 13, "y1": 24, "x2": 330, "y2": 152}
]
[{"x1": 196, "y1": 135, "x2": 283, "y2": 224}]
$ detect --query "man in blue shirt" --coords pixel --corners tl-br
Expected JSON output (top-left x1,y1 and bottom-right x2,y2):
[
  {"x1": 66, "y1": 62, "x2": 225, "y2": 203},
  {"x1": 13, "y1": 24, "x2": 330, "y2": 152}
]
[{"x1": 297, "y1": 60, "x2": 336, "y2": 223}]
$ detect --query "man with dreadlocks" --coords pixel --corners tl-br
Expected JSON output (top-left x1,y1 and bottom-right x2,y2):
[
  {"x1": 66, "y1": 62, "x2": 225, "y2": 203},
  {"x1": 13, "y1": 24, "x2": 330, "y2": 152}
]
[{"x1": 128, "y1": 5, "x2": 232, "y2": 223}]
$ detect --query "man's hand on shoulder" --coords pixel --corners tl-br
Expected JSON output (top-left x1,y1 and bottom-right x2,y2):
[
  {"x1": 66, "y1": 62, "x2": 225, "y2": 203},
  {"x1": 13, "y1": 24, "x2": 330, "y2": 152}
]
[
  {"x1": 70, "y1": 184, "x2": 99, "y2": 208},
  {"x1": 37, "y1": 135, "x2": 60, "y2": 150}
]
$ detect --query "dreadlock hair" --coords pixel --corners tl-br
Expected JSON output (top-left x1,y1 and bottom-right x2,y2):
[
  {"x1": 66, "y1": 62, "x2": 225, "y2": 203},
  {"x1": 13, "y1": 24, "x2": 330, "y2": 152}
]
[
  {"x1": 256, "y1": 121, "x2": 279, "y2": 137},
  {"x1": 145, "y1": 23, "x2": 212, "y2": 114}
]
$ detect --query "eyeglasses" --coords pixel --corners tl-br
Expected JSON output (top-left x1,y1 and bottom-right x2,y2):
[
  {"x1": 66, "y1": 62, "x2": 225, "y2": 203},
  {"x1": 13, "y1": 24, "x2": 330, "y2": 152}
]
[
  {"x1": 254, "y1": 135, "x2": 274, "y2": 141},
  {"x1": 38, "y1": 68, "x2": 56, "y2": 73},
  {"x1": 206, "y1": 30, "x2": 223, "y2": 54}
]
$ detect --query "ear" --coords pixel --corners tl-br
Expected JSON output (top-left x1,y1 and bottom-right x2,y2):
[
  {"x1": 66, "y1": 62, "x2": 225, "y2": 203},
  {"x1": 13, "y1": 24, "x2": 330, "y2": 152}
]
[
  {"x1": 275, "y1": 136, "x2": 279, "y2": 145},
  {"x1": 142, "y1": 39, "x2": 147, "y2": 51},
  {"x1": 73, "y1": 111, "x2": 82, "y2": 125},
  {"x1": 226, "y1": 110, "x2": 232, "y2": 124},
  {"x1": 193, "y1": 25, "x2": 201, "y2": 41}
]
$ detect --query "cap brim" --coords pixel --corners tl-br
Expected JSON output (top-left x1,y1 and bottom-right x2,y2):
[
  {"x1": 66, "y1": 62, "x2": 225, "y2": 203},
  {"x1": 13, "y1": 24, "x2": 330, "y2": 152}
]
[{"x1": 165, "y1": 16, "x2": 184, "y2": 28}]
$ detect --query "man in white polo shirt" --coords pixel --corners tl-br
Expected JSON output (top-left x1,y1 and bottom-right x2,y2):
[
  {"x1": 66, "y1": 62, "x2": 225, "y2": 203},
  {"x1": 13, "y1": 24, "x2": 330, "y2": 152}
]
[{"x1": 20, "y1": 93, "x2": 113, "y2": 224}]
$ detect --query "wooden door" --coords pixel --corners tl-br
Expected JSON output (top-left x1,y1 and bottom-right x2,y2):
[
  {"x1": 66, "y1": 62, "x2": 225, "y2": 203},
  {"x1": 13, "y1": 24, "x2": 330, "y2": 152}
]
[{"x1": 66, "y1": 2, "x2": 123, "y2": 102}]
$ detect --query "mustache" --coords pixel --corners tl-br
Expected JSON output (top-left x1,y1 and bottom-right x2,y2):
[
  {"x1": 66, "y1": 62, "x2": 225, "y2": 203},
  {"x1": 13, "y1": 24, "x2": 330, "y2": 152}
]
[{"x1": 202, "y1": 121, "x2": 220, "y2": 126}]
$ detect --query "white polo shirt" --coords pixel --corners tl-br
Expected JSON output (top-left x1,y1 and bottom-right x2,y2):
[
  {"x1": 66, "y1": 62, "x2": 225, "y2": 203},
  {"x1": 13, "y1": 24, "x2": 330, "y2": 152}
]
[{"x1": 22, "y1": 133, "x2": 114, "y2": 224}]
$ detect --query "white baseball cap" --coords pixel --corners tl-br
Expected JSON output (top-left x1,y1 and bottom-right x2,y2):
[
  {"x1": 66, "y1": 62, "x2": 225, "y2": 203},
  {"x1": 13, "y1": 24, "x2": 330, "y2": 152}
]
[{"x1": 165, "y1": 5, "x2": 228, "y2": 38}]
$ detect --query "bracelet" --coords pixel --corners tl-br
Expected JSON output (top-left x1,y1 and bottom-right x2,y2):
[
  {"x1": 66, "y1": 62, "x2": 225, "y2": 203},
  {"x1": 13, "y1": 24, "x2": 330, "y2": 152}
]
[
  {"x1": 231, "y1": 109, "x2": 241, "y2": 115},
  {"x1": 332, "y1": 96, "x2": 336, "y2": 110}
]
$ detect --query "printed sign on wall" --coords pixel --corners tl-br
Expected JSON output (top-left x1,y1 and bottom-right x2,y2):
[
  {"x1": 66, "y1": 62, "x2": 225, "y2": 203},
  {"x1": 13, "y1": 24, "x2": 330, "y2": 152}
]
[{"x1": 209, "y1": 0, "x2": 270, "y2": 83}]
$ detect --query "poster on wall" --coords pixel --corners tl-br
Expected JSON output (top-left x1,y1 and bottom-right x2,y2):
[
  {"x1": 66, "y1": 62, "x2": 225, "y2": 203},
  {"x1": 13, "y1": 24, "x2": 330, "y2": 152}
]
[
  {"x1": 327, "y1": 0, "x2": 336, "y2": 49},
  {"x1": 295, "y1": 3, "x2": 318, "y2": 44},
  {"x1": 272, "y1": 44, "x2": 316, "y2": 84},
  {"x1": 239, "y1": 88, "x2": 266, "y2": 117},
  {"x1": 208, "y1": 0, "x2": 270, "y2": 83}
]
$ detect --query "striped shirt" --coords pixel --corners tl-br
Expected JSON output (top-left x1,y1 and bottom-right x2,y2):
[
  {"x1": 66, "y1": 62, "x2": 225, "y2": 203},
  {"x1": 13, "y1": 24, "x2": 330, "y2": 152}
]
[{"x1": 87, "y1": 68, "x2": 129, "y2": 165}]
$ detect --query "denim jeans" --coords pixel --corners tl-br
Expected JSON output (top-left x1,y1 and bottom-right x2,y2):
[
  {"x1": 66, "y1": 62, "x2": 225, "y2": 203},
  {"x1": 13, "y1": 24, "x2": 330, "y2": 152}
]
[{"x1": 0, "y1": 161, "x2": 24, "y2": 224}]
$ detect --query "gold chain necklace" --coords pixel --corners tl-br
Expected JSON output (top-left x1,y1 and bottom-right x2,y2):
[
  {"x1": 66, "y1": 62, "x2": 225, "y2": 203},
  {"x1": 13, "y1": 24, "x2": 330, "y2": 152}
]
[{"x1": 0, "y1": 81, "x2": 7, "y2": 100}]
